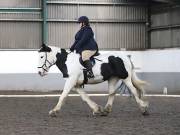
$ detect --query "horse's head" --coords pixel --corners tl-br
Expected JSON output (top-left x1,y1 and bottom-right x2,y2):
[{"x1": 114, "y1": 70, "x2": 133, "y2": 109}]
[{"x1": 38, "y1": 44, "x2": 56, "y2": 77}]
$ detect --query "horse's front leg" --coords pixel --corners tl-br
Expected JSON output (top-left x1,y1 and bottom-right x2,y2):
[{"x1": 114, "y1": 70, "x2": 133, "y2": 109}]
[
  {"x1": 75, "y1": 88, "x2": 104, "y2": 116},
  {"x1": 49, "y1": 76, "x2": 77, "y2": 117}
]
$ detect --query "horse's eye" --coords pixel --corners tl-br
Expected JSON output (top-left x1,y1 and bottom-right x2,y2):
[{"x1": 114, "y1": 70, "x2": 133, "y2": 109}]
[{"x1": 41, "y1": 56, "x2": 44, "y2": 58}]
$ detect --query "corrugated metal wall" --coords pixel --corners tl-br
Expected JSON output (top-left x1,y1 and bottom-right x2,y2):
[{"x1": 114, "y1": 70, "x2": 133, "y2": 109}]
[
  {"x1": 0, "y1": 0, "x2": 41, "y2": 8},
  {"x1": 95, "y1": 23, "x2": 146, "y2": 49},
  {"x1": 0, "y1": 22, "x2": 41, "y2": 49},
  {"x1": 150, "y1": 4, "x2": 180, "y2": 48},
  {"x1": 0, "y1": 0, "x2": 41, "y2": 49},
  {"x1": 0, "y1": 0, "x2": 148, "y2": 50},
  {"x1": 47, "y1": 0, "x2": 148, "y2": 50}
]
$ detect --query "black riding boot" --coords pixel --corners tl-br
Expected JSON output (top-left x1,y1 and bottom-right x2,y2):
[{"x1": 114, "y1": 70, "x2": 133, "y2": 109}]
[{"x1": 83, "y1": 60, "x2": 94, "y2": 78}]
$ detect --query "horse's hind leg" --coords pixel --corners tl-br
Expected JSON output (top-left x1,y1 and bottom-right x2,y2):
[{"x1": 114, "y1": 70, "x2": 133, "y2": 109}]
[
  {"x1": 104, "y1": 77, "x2": 119, "y2": 115},
  {"x1": 123, "y1": 77, "x2": 149, "y2": 115},
  {"x1": 75, "y1": 88, "x2": 104, "y2": 116}
]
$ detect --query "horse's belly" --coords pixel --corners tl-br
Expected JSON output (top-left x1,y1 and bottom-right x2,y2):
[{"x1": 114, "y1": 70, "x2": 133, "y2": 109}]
[{"x1": 77, "y1": 76, "x2": 104, "y2": 85}]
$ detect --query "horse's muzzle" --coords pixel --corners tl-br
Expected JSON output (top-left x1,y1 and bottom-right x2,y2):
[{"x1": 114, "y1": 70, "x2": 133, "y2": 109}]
[{"x1": 38, "y1": 71, "x2": 44, "y2": 77}]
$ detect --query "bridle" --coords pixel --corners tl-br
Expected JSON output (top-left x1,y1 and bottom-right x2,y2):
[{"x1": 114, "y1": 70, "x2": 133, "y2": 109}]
[{"x1": 38, "y1": 52, "x2": 56, "y2": 72}]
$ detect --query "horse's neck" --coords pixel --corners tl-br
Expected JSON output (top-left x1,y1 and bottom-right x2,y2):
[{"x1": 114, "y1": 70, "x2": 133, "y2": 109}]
[
  {"x1": 66, "y1": 53, "x2": 82, "y2": 69},
  {"x1": 67, "y1": 52, "x2": 80, "y2": 63},
  {"x1": 49, "y1": 46, "x2": 60, "y2": 59}
]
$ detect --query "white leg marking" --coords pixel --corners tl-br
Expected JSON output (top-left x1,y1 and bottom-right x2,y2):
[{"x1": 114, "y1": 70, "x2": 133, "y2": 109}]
[{"x1": 76, "y1": 88, "x2": 99, "y2": 112}]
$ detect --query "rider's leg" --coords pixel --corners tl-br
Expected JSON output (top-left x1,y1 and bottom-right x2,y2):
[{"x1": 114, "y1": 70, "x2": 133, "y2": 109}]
[
  {"x1": 82, "y1": 50, "x2": 96, "y2": 78},
  {"x1": 83, "y1": 60, "x2": 94, "y2": 78}
]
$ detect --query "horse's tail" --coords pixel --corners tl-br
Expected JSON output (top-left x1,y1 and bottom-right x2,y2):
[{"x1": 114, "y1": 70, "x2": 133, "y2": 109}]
[{"x1": 131, "y1": 69, "x2": 148, "y2": 98}]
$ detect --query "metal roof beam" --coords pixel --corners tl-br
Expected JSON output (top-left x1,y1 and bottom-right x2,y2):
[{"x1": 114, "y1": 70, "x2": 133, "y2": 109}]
[
  {"x1": 47, "y1": 1, "x2": 148, "y2": 6},
  {"x1": 152, "y1": 0, "x2": 180, "y2": 4}
]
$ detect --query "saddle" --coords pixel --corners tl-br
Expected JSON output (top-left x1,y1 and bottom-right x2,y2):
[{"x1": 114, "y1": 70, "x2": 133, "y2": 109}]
[{"x1": 79, "y1": 51, "x2": 100, "y2": 68}]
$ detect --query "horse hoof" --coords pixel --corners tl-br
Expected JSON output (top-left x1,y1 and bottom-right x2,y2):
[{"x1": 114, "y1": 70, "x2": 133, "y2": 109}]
[
  {"x1": 93, "y1": 106, "x2": 107, "y2": 116},
  {"x1": 142, "y1": 111, "x2": 149, "y2": 116},
  {"x1": 104, "y1": 105, "x2": 112, "y2": 114},
  {"x1": 141, "y1": 107, "x2": 150, "y2": 116},
  {"x1": 100, "y1": 111, "x2": 109, "y2": 116},
  {"x1": 49, "y1": 110, "x2": 58, "y2": 117}
]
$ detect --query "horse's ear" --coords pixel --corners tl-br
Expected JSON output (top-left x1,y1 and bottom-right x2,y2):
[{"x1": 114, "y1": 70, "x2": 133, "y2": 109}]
[
  {"x1": 42, "y1": 43, "x2": 46, "y2": 48},
  {"x1": 39, "y1": 44, "x2": 52, "y2": 52},
  {"x1": 61, "y1": 49, "x2": 67, "y2": 54},
  {"x1": 45, "y1": 46, "x2": 52, "y2": 52}
]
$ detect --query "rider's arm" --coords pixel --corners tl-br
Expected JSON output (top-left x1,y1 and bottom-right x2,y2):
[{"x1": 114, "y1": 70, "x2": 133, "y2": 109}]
[
  {"x1": 74, "y1": 27, "x2": 93, "y2": 50},
  {"x1": 70, "y1": 40, "x2": 77, "y2": 52}
]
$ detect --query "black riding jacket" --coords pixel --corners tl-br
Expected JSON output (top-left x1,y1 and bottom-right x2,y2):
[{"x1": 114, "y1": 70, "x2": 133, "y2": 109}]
[{"x1": 70, "y1": 25, "x2": 98, "y2": 54}]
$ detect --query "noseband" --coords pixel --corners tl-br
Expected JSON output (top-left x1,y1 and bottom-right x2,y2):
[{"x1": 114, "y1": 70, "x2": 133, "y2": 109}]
[{"x1": 38, "y1": 52, "x2": 55, "y2": 72}]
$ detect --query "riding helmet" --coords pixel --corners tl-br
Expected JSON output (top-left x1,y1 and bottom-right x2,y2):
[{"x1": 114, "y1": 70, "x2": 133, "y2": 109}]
[{"x1": 78, "y1": 16, "x2": 89, "y2": 25}]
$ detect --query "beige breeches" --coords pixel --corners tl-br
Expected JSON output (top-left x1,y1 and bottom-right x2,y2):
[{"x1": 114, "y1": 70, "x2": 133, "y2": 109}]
[{"x1": 81, "y1": 50, "x2": 96, "y2": 61}]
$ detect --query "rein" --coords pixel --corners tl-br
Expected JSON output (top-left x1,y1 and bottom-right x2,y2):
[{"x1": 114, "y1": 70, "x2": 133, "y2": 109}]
[
  {"x1": 94, "y1": 57, "x2": 102, "y2": 62},
  {"x1": 37, "y1": 52, "x2": 56, "y2": 71}
]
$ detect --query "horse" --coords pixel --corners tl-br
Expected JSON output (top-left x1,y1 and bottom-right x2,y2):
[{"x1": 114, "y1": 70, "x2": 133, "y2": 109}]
[{"x1": 38, "y1": 44, "x2": 149, "y2": 117}]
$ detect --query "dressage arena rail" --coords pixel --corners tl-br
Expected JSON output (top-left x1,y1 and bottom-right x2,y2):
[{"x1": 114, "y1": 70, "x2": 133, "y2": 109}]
[{"x1": 0, "y1": 94, "x2": 180, "y2": 98}]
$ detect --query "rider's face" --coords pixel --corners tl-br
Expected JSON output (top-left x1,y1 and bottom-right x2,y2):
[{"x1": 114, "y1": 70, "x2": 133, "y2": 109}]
[
  {"x1": 79, "y1": 22, "x2": 83, "y2": 28},
  {"x1": 79, "y1": 22, "x2": 85, "y2": 28}
]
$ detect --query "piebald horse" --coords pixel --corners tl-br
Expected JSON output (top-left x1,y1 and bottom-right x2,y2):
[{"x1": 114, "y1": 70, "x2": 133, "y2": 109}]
[{"x1": 38, "y1": 44, "x2": 149, "y2": 117}]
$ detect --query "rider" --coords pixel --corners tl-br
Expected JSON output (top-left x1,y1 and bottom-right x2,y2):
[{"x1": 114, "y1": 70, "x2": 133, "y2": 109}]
[{"x1": 70, "y1": 16, "x2": 99, "y2": 78}]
